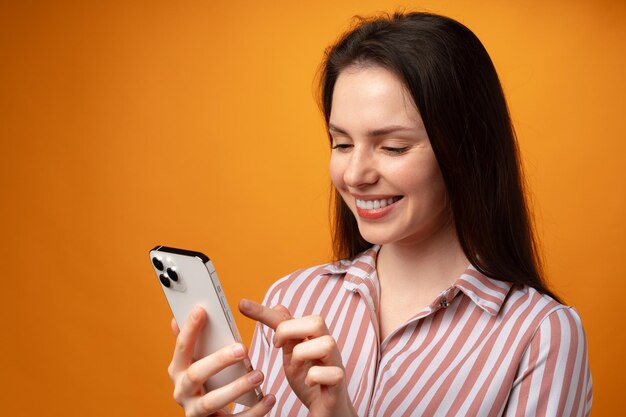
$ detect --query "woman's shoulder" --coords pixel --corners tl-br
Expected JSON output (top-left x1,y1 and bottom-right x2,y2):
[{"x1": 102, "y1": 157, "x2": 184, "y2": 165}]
[
  {"x1": 503, "y1": 283, "x2": 588, "y2": 344},
  {"x1": 506, "y1": 285, "x2": 592, "y2": 409},
  {"x1": 260, "y1": 262, "x2": 348, "y2": 308},
  {"x1": 260, "y1": 247, "x2": 378, "y2": 309},
  {"x1": 461, "y1": 266, "x2": 588, "y2": 350}
]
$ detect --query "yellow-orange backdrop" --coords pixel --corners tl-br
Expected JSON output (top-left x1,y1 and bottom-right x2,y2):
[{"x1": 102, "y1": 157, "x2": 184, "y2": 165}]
[{"x1": 1, "y1": 1, "x2": 624, "y2": 416}]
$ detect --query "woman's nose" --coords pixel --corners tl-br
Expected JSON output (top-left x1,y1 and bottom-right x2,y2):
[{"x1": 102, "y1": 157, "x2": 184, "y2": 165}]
[{"x1": 343, "y1": 148, "x2": 378, "y2": 187}]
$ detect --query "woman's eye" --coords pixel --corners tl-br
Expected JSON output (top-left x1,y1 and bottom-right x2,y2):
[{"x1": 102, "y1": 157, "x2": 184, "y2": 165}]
[
  {"x1": 382, "y1": 146, "x2": 409, "y2": 154},
  {"x1": 331, "y1": 143, "x2": 353, "y2": 151}
]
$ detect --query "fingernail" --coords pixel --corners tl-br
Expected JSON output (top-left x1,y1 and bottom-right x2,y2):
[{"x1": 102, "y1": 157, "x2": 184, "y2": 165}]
[
  {"x1": 232, "y1": 344, "x2": 245, "y2": 358},
  {"x1": 248, "y1": 370, "x2": 263, "y2": 385},
  {"x1": 263, "y1": 394, "x2": 276, "y2": 406}
]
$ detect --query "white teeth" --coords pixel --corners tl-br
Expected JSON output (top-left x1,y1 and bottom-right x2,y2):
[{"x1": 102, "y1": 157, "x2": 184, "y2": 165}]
[{"x1": 355, "y1": 197, "x2": 400, "y2": 209}]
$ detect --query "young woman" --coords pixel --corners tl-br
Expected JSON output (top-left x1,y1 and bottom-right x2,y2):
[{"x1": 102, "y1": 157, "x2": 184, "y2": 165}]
[{"x1": 167, "y1": 12, "x2": 592, "y2": 417}]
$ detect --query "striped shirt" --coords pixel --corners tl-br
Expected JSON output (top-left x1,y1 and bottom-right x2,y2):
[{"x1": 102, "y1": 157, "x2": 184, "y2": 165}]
[{"x1": 234, "y1": 245, "x2": 592, "y2": 416}]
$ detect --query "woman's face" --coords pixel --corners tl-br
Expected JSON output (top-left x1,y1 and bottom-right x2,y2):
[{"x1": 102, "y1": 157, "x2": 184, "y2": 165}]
[{"x1": 328, "y1": 65, "x2": 451, "y2": 247}]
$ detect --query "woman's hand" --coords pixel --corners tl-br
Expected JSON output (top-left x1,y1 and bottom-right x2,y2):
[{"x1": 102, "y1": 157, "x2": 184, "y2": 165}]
[
  {"x1": 168, "y1": 305, "x2": 276, "y2": 417},
  {"x1": 239, "y1": 299, "x2": 358, "y2": 417}
]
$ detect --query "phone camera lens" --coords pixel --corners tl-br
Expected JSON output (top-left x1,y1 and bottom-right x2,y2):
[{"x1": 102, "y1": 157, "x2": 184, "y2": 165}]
[
  {"x1": 159, "y1": 274, "x2": 171, "y2": 287},
  {"x1": 152, "y1": 257, "x2": 164, "y2": 271},
  {"x1": 167, "y1": 267, "x2": 179, "y2": 282}
]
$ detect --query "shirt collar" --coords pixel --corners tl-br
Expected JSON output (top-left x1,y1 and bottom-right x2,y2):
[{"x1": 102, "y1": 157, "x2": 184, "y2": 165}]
[
  {"x1": 321, "y1": 245, "x2": 380, "y2": 316},
  {"x1": 321, "y1": 245, "x2": 513, "y2": 316},
  {"x1": 454, "y1": 266, "x2": 513, "y2": 316}
]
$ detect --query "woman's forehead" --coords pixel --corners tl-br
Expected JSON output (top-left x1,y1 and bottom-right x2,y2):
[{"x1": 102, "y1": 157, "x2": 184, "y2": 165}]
[{"x1": 330, "y1": 66, "x2": 423, "y2": 132}]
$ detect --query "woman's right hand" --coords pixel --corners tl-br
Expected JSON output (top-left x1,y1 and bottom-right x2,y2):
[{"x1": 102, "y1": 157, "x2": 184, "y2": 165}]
[{"x1": 168, "y1": 305, "x2": 276, "y2": 417}]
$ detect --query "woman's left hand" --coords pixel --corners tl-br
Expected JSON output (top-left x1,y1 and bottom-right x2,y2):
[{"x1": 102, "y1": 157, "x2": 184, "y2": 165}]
[{"x1": 239, "y1": 299, "x2": 357, "y2": 417}]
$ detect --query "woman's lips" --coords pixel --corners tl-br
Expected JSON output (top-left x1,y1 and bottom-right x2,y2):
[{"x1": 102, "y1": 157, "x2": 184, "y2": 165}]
[{"x1": 355, "y1": 196, "x2": 402, "y2": 220}]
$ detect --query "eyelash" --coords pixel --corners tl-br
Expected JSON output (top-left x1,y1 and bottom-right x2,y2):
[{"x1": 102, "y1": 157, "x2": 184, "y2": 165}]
[
  {"x1": 331, "y1": 144, "x2": 409, "y2": 154},
  {"x1": 382, "y1": 146, "x2": 409, "y2": 154}
]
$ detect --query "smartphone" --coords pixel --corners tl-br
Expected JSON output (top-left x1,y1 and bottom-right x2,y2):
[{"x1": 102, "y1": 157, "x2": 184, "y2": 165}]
[{"x1": 149, "y1": 245, "x2": 263, "y2": 407}]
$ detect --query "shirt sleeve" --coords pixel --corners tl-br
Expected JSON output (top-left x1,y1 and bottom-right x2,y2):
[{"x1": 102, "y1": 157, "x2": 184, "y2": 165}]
[{"x1": 503, "y1": 306, "x2": 592, "y2": 417}]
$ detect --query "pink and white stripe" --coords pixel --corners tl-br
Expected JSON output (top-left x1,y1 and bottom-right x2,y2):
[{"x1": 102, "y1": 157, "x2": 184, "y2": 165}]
[{"x1": 233, "y1": 245, "x2": 592, "y2": 416}]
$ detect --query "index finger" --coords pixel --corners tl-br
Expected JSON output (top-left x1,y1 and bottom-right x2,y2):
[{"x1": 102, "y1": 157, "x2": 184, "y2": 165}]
[
  {"x1": 169, "y1": 305, "x2": 206, "y2": 373},
  {"x1": 239, "y1": 298, "x2": 291, "y2": 330}
]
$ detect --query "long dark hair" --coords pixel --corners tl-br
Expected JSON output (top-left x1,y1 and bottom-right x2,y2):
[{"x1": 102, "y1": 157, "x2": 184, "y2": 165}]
[{"x1": 319, "y1": 12, "x2": 560, "y2": 301}]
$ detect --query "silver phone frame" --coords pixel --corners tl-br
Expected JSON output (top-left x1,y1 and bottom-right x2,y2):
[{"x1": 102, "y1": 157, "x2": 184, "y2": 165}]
[{"x1": 150, "y1": 245, "x2": 263, "y2": 407}]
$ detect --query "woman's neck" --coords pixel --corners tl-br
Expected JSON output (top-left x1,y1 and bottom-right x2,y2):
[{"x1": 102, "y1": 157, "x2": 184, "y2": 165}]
[
  {"x1": 374, "y1": 220, "x2": 470, "y2": 340},
  {"x1": 376, "y1": 221, "x2": 469, "y2": 297}
]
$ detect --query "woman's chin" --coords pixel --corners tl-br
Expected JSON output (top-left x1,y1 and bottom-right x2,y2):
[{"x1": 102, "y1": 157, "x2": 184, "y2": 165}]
[{"x1": 356, "y1": 228, "x2": 398, "y2": 246}]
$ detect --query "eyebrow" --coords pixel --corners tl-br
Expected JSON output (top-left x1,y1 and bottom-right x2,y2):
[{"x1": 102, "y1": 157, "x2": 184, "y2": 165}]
[{"x1": 328, "y1": 123, "x2": 416, "y2": 137}]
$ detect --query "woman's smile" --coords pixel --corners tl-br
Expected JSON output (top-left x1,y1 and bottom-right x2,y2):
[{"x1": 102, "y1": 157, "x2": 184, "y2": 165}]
[{"x1": 354, "y1": 195, "x2": 403, "y2": 219}]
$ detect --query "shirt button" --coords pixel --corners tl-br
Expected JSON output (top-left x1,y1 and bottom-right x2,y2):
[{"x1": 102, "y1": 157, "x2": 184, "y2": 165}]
[{"x1": 440, "y1": 297, "x2": 450, "y2": 308}]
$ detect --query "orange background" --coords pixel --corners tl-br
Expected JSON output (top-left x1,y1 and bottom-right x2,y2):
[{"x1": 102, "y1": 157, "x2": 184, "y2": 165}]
[{"x1": 1, "y1": 1, "x2": 624, "y2": 416}]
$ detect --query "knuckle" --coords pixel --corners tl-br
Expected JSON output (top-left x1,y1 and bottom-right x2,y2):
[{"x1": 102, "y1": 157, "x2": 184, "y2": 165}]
[
  {"x1": 236, "y1": 376, "x2": 251, "y2": 393},
  {"x1": 274, "y1": 323, "x2": 287, "y2": 344},
  {"x1": 167, "y1": 363, "x2": 176, "y2": 379},
  {"x1": 185, "y1": 365, "x2": 203, "y2": 385},
  {"x1": 276, "y1": 304, "x2": 292, "y2": 319},
  {"x1": 199, "y1": 393, "x2": 217, "y2": 414},
  {"x1": 306, "y1": 367, "x2": 319, "y2": 384},
  {"x1": 321, "y1": 335, "x2": 336, "y2": 350},
  {"x1": 291, "y1": 344, "x2": 302, "y2": 358},
  {"x1": 275, "y1": 320, "x2": 286, "y2": 334},
  {"x1": 254, "y1": 398, "x2": 274, "y2": 415},
  {"x1": 312, "y1": 315, "x2": 326, "y2": 330},
  {"x1": 220, "y1": 344, "x2": 237, "y2": 362},
  {"x1": 176, "y1": 338, "x2": 189, "y2": 354},
  {"x1": 172, "y1": 387, "x2": 184, "y2": 404}
]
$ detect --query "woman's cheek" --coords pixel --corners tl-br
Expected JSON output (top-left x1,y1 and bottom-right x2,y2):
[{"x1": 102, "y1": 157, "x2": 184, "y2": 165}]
[{"x1": 329, "y1": 157, "x2": 345, "y2": 190}]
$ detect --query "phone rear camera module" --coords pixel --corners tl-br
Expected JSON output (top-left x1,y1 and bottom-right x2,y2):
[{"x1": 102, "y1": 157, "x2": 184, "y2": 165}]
[
  {"x1": 166, "y1": 267, "x2": 179, "y2": 282},
  {"x1": 159, "y1": 274, "x2": 171, "y2": 287},
  {"x1": 152, "y1": 257, "x2": 164, "y2": 271}
]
